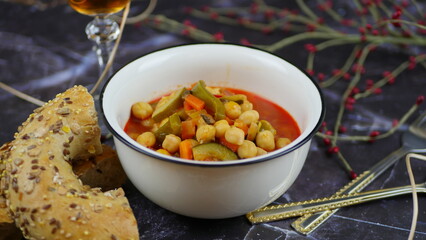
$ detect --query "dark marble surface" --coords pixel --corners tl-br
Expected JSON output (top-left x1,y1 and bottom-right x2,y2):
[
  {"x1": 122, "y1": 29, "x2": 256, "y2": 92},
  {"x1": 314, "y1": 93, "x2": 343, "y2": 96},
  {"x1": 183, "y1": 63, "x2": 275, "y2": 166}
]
[{"x1": 1, "y1": 0, "x2": 426, "y2": 239}]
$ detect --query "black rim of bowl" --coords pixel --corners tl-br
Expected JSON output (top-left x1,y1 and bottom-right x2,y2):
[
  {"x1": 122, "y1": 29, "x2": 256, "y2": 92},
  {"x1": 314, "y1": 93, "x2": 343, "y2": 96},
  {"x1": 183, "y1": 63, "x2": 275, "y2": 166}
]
[{"x1": 100, "y1": 42, "x2": 326, "y2": 167}]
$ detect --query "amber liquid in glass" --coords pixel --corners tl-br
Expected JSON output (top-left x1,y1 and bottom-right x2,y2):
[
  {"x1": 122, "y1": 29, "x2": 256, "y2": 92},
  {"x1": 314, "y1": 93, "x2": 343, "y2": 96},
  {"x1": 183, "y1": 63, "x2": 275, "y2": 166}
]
[{"x1": 68, "y1": 0, "x2": 130, "y2": 16}]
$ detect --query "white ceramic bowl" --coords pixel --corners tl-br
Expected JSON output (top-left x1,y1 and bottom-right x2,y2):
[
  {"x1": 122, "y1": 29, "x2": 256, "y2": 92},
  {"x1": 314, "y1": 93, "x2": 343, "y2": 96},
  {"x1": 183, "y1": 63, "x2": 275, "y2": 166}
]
[{"x1": 101, "y1": 43, "x2": 324, "y2": 219}]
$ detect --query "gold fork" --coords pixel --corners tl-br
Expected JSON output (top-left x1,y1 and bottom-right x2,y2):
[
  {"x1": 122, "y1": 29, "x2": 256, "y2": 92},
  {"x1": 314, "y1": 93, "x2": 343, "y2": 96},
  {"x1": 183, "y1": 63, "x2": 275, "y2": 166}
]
[
  {"x1": 246, "y1": 111, "x2": 426, "y2": 234},
  {"x1": 246, "y1": 176, "x2": 426, "y2": 223}
]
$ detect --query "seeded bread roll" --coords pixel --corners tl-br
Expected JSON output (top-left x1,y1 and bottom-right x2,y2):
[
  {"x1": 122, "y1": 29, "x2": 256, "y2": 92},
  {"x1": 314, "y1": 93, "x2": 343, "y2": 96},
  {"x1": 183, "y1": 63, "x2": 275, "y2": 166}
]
[
  {"x1": 0, "y1": 143, "x2": 129, "y2": 240},
  {"x1": 0, "y1": 86, "x2": 139, "y2": 240}
]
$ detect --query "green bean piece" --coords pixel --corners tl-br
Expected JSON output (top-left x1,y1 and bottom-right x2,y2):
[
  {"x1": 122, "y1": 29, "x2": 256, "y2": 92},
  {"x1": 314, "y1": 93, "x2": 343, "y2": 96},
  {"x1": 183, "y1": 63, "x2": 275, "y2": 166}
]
[
  {"x1": 258, "y1": 120, "x2": 277, "y2": 135},
  {"x1": 191, "y1": 80, "x2": 226, "y2": 120}
]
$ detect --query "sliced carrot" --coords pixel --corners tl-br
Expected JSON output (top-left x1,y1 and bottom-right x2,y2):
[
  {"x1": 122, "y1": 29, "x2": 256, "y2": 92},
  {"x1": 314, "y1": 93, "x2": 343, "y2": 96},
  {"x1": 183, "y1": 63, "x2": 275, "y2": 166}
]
[
  {"x1": 185, "y1": 94, "x2": 205, "y2": 111},
  {"x1": 219, "y1": 136, "x2": 239, "y2": 152},
  {"x1": 234, "y1": 119, "x2": 248, "y2": 135},
  {"x1": 179, "y1": 139, "x2": 194, "y2": 160},
  {"x1": 183, "y1": 100, "x2": 193, "y2": 111},
  {"x1": 181, "y1": 120, "x2": 196, "y2": 140},
  {"x1": 225, "y1": 116, "x2": 234, "y2": 125}
]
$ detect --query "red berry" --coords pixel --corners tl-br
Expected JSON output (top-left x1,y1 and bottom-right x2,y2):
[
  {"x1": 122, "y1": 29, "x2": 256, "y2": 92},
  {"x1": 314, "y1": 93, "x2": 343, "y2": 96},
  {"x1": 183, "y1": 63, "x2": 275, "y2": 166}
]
[
  {"x1": 392, "y1": 10, "x2": 402, "y2": 19},
  {"x1": 374, "y1": 88, "x2": 382, "y2": 94},
  {"x1": 240, "y1": 38, "x2": 251, "y2": 46},
  {"x1": 264, "y1": 9, "x2": 275, "y2": 19},
  {"x1": 392, "y1": 119, "x2": 399, "y2": 127},
  {"x1": 304, "y1": 43, "x2": 317, "y2": 53},
  {"x1": 323, "y1": 138, "x2": 331, "y2": 145},
  {"x1": 345, "y1": 103, "x2": 354, "y2": 111},
  {"x1": 351, "y1": 87, "x2": 360, "y2": 95},
  {"x1": 306, "y1": 69, "x2": 315, "y2": 76},
  {"x1": 350, "y1": 170, "x2": 358, "y2": 179},
  {"x1": 262, "y1": 27, "x2": 273, "y2": 35},
  {"x1": 370, "y1": 131, "x2": 380, "y2": 137},
  {"x1": 181, "y1": 28, "x2": 191, "y2": 36},
  {"x1": 366, "y1": 24, "x2": 373, "y2": 30},
  {"x1": 346, "y1": 97, "x2": 356, "y2": 105},
  {"x1": 327, "y1": 146, "x2": 339, "y2": 154},
  {"x1": 317, "y1": 72, "x2": 325, "y2": 81},
  {"x1": 369, "y1": 131, "x2": 380, "y2": 142},
  {"x1": 210, "y1": 12, "x2": 219, "y2": 20},
  {"x1": 416, "y1": 95, "x2": 425, "y2": 105},
  {"x1": 213, "y1": 32, "x2": 224, "y2": 42}
]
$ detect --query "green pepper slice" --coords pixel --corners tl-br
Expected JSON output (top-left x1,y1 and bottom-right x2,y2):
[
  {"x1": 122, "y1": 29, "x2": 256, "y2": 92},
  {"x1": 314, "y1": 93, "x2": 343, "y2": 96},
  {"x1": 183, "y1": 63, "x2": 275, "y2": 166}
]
[
  {"x1": 151, "y1": 87, "x2": 186, "y2": 122},
  {"x1": 220, "y1": 94, "x2": 247, "y2": 104},
  {"x1": 192, "y1": 143, "x2": 238, "y2": 161},
  {"x1": 191, "y1": 80, "x2": 225, "y2": 121},
  {"x1": 154, "y1": 113, "x2": 182, "y2": 143},
  {"x1": 258, "y1": 120, "x2": 277, "y2": 135}
]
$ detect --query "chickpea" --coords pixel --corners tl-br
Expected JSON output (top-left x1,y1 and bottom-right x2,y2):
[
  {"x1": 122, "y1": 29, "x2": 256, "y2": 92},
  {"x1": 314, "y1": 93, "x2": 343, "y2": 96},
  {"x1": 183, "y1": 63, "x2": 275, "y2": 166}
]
[
  {"x1": 196, "y1": 125, "x2": 216, "y2": 144},
  {"x1": 131, "y1": 101, "x2": 153, "y2": 120},
  {"x1": 237, "y1": 140, "x2": 257, "y2": 159},
  {"x1": 187, "y1": 139, "x2": 199, "y2": 148},
  {"x1": 162, "y1": 134, "x2": 181, "y2": 153},
  {"x1": 157, "y1": 149, "x2": 171, "y2": 156},
  {"x1": 136, "y1": 132, "x2": 156, "y2": 148},
  {"x1": 276, "y1": 137, "x2": 291, "y2": 149},
  {"x1": 141, "y1": 118, "x2": 155, "y2": 128},
  {"x1": 151, "y1": 123, "x2": 159, "y2": 132},
  {"x1": 241, "y1": 100, "x2": 253, "y2": 112},
  {"x1": 256, "y1": 147, "x2": 268, "y2": 156},
  {"x1": 224, "y1": 101, "x2": 242, "y2": 119},
  {"x1": 225, "y1": 126, "x2": 245, "y2": 145},
  {"x1": 214, "y1": 120, "x2": 230, "y2": 138},
  {"x1": 256, "y1": 130, "x2": 275, "y2": 151},
  {"x1": 196, "y1": 117, "x2": 207, "y2": 127},
  {"x1": 238, "y1": 110, "x2": 259, "y2": 125}
]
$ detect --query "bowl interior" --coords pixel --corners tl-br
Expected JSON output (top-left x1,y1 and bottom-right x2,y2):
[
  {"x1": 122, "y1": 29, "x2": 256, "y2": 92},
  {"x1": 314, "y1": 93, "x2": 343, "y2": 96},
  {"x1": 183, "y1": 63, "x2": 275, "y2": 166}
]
[{"x1": 101, "y1": 44, "x2": 324, "y2": 165}]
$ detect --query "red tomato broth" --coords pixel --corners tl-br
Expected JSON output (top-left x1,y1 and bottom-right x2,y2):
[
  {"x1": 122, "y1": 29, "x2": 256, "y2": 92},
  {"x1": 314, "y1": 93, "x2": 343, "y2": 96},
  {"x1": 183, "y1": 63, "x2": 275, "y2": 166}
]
[
  {"x1": 225, "y1": 88, "x2": 301, "y2": 141},
  {"x1": 124, "y1": 86, "x2": 301, "y2": 151}
]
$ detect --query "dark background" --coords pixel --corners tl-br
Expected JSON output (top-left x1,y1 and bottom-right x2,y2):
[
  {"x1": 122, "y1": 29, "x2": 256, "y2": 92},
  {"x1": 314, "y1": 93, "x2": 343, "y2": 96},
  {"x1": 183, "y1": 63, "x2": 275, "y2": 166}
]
[{"x1": 1, "y1": 0, "x2": 425, "y2": 239}]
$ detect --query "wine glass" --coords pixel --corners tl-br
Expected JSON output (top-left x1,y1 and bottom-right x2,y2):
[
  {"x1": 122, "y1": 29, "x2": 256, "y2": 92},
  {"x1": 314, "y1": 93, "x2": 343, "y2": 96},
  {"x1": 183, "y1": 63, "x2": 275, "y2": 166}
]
[{"x1": 68, "y1": 0, "x2": 130, "y2": 90}]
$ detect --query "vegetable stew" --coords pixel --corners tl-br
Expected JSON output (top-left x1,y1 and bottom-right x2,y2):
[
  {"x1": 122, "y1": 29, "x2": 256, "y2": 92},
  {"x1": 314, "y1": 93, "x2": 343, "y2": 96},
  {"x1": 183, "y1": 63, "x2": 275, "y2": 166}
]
[{"x1": 124, "y1": 80, "x2": 300, "y2": 161}]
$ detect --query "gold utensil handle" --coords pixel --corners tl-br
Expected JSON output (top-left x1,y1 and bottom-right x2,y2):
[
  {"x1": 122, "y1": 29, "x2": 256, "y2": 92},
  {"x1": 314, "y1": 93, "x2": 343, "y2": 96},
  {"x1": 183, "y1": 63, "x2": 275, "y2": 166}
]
[
  {"x1": 247, "y1": 183, "x2": 422, "y2": 224},
  {"x1": 290, "y1": 146, "x2": 410, "y2": 234}
]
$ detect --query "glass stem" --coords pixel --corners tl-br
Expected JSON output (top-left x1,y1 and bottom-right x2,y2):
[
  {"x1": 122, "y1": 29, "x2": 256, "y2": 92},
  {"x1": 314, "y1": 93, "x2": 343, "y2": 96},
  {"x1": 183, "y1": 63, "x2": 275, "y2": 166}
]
[{"x1": 85, "y1": 15, "x2": 120, "y2": 80}]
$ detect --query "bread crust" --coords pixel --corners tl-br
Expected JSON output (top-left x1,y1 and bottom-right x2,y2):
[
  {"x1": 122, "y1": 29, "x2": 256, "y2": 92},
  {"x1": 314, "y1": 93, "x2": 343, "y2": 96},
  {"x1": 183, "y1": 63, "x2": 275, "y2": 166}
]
[
  {"x1": 0, "y1": 86, "x2": 139, "y2": 240},
  {"x1": 73, "y1": 144, "x2": 127, "y2": 191},
  {"x1": 0, "y1": 193, "x2": 22, "y2": 240}
]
